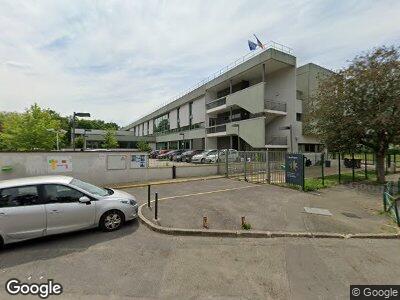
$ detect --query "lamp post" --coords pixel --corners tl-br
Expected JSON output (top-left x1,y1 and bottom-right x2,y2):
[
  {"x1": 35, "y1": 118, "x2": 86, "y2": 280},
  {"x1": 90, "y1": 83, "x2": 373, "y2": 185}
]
[
  {"x1": 179, "y1": 133, "x2": 185, "y2": 149},
  {"x1": 47, "y1": 129, "x2": 67, "y2": 151},
  {"x1": 72, "y1": 112, "x2": 91, "y2": 151},
  {"x1": 232, "y1": 124, "x2": 240, "y2": 151},
  {"x1": 279, "y1": 124, "x2": 293, "y2": 153}
]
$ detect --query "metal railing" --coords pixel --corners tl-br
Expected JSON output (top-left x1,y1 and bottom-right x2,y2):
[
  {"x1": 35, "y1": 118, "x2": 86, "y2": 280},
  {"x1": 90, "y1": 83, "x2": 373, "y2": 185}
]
[
  {"x1": 129, "y1": 41, "x2": 293, "y2": 125},
  {"x1": 206, "y1": 96, "x2": 227, "y2": 110},
  {"x1": 206, "y1": 124, "x2": 227, "y2": 134},
  {"x1": 154, "y1": 122, "x2": 205, "y2": 136},
  {"x1": 266, "y1": 136, "x2": 287, "y2": 145},
  {"x1": 264, "y1": 100, "x2": 287, "y2": 112}
]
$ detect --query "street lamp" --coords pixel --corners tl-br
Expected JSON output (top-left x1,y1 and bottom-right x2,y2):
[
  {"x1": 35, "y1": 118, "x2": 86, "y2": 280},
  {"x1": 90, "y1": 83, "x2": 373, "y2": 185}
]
[
  {"x1": 232, "y1": 123, "x2": 240, "y2": 151},
  {"x1": 279, "y1": 124, "x2": 293, "y2": 152},
  {"x1": 47, "y1": 128, "x2": 67, "y2": 151},
  {"x1": 72, "y1": 112, "x2": 91, "y2": 151},
  {"x1": 179, "y1": 133, "x2": 185, "y2": 149}
]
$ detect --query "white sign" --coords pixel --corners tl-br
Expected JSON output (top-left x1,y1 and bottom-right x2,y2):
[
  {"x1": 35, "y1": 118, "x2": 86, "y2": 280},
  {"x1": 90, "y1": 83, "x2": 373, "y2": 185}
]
[
  {"x1": 131, "y1": 155, "x2": 147, "y2": 168},
  {"x1": 47, "y1": 156, "x2": 73, "y2": 172}
]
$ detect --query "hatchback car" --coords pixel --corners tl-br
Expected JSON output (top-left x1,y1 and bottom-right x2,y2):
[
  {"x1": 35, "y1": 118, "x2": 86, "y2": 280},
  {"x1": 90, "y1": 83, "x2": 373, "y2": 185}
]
[
  {"x1": 191, "y1": 149, "x2": 218, "y2": 164},
  {"x1": 205, "y1": 149, "x2": 239, "y2": 163},
  {"x1": 0, "y1": 176, "x2": 138, "y2": 246}
]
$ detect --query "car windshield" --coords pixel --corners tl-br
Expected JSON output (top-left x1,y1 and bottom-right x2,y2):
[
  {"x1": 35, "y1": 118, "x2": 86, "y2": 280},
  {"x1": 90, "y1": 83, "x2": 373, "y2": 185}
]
[
  {"x1": 207, "y1": 150, "x2": 217, "y2": 155},
  {"x1": 70, "y1": 179, "x2": 110, "y2": 197}
]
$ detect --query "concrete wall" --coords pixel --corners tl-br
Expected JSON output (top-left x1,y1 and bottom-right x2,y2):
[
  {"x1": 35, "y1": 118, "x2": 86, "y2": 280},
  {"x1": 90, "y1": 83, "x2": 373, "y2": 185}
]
[
  {"x1": 226, "y1": 82, "x2": 265, "y2": 114},
  {"x1": 0, "y1": 152, "x2": 219, "y2": 186},
  {"x1": 192, "y1": 96, "x2": 206, "y2": 124},
  {"x1": 226, "y1": 117, "x2": 266, "y2": 148},
  {"x1": 180, "y1": 103, "x2": 190, "y2": 127},
  {"x1": 169, "y1": 109, "x2": 178, "y2": 129}
]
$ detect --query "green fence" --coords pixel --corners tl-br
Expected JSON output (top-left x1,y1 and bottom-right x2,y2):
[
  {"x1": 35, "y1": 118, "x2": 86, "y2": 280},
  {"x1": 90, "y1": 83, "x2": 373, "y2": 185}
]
[{"x1": 383, "y1": 181, "x2": 400, "y2": 227}]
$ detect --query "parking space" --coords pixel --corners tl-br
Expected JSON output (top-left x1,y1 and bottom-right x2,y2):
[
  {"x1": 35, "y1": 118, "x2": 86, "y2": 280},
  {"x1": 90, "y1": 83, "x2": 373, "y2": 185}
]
[{"x1": 133, "y1": 178, "x2": 398, "y2": 234}]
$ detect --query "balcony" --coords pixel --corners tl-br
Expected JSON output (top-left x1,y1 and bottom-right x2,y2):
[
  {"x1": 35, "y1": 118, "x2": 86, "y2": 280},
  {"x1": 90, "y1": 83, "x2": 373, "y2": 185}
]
[
  {"x1": 206, "y1": 124, "x2": 227, "y2": 136},
  {"x1": 264, "y1": 100, "x2": 287, "y2": 112},
  {"x1": 206, "y1": 97, "x2": 227, "y2": 113},
  {"x1": 265, "y1": 136, "x2": 288, "y2": 148}
]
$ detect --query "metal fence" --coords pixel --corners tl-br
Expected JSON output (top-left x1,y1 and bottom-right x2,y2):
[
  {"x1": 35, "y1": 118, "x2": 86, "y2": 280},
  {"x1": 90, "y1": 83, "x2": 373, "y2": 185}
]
[
  {"x1": 383, "y1": 181, "x2": 400, "y2": 226},
  {"x1": 223, "y1": 150, "x2": 286, "y2": 184}
]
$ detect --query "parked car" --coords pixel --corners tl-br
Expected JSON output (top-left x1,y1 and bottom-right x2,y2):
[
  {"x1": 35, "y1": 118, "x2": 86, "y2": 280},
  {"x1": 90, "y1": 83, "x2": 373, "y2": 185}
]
[
  {"x1": 0, "y1": 176, "x2": 138, "y2": 246},
  {"x1": 171, "y1": 149, "x2": 188, "y2": 161},
  {"x1": 180, "y1": 149, "x2": 204, "y2": 162},
  {"x1": 191, "y1": 149, "x2": 218, "y2": 164},
  {"x1": 149, "y1": 150, "x2": 159, "y2": 159},
  {"x1": 157, "y1": 150, "x2": 174, "y2": 159},
  {"x1": 205, "y1": 149, "x2": 239, "y2": 163}
]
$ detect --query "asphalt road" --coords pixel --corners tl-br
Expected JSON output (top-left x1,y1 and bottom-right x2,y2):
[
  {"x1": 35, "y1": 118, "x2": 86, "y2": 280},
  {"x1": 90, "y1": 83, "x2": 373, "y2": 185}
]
[{"x1": 0, "y1": 179, "x2": 400, "y2": 299}]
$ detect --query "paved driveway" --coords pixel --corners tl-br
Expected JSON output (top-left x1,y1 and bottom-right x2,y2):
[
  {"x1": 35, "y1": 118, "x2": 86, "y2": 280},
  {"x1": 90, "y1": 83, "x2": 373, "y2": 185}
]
[{"x1": 135, "y1": 178, "x2": 397, "y2": 234}]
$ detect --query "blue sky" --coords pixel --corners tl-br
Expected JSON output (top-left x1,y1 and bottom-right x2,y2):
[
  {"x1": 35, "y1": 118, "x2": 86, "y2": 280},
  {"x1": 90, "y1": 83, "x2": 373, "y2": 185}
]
[{"x1": 0, "y1": 0, "x2": 399, "y2": 126}]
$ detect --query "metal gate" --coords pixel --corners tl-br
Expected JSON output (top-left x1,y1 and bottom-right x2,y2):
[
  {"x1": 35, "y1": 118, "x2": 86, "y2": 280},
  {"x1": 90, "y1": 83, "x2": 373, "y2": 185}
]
[{"x1": 226, "y1": 150, "x2": 286, "y2": 184}]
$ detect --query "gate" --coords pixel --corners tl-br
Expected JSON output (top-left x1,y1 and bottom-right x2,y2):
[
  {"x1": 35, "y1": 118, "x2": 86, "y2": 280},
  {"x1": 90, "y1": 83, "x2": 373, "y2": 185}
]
[{"x1": 226, "y1": 150, "x2": 286, "y2": 184}]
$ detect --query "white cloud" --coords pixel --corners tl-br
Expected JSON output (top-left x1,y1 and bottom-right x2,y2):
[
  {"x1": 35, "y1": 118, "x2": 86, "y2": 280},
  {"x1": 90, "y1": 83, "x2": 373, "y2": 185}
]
[{"x1": 0, "y1": 0, "x2": 399, "y2": 126}]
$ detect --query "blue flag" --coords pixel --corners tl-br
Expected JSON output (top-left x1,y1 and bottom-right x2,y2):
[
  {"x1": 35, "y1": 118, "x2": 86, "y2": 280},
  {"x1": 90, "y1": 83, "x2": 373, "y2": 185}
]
[{"x1": 248, "y1": 40, "x2": 257, "y2": 51}]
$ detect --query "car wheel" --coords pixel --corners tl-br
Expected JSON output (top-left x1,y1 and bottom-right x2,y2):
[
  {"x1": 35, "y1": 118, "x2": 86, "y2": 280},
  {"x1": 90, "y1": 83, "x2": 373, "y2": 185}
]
[
  {"x1": 201, "y1": 158, "x2": 205, "y2": 164},
  {"x1": 100, "y1": 210, "x2": 124, "y2": 232}
]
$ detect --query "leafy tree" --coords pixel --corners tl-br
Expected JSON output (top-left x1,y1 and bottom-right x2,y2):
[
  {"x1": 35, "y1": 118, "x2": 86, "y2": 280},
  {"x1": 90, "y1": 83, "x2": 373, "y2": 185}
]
[
  {"x1": 155, "y1": 119, "x2": 169, "y2": 133},
  {"x1": 307, "y1": 46, "x2": 400, "y2": 183},
  {"x1": 103, "y1": 130, "x2": 119, "y2": 149},
  {"x1": 137, "y1": 140, "x2": 151, "y2": 152},
  {"x1": 0, "y1": 104, "x2": 61, "y2": 151}
]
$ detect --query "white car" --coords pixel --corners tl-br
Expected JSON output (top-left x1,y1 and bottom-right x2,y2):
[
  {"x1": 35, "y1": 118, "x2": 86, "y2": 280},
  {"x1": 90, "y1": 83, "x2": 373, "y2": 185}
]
[
  {"x1": 0, "y1": 176, "x2": 138, "y2": 246},
  {"x1": 205, "y1": 149, "x2": 239, "y2": 163},
  {"x1": 191, "y1": 149, "x2": 218, "y2": 163}
]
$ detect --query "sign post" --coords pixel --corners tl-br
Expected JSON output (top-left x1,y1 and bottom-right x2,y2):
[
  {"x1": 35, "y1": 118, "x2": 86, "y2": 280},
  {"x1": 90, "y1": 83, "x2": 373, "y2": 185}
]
[{"x1": 285, "y1": 153, "x2": 305, "y2": 190}]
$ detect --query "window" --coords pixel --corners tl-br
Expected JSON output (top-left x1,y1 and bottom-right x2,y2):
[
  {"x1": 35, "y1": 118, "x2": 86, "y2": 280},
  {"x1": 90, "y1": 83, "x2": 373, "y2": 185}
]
[
  {"x1": 189, "y1": 102, "x2": 193, "y2": 126},
  {"x1": 43, "y1": 185, "x2": 85, "y2": 203},
  {"x1": 177, "y1": 107, "x2": 180, "y2": 128},
  {"x1": 70, "y1": 179, "x2": 109, "y2": 197},
  {"x1": 0, "y1": 186, "x2": 40, "y2": 207},
  {"x1": 296, "y1": 113, "x2": 302, "y2": 122}
]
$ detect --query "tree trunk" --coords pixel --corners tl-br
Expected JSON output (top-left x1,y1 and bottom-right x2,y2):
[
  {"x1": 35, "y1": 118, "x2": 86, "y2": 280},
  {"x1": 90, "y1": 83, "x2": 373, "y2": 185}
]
[{"x1": 375, "y1": 151, "x2": 386, "y2": 183}]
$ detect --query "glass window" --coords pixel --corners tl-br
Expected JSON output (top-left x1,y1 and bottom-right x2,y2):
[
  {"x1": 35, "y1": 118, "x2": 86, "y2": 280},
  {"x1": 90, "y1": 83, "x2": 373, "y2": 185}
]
[
  {"x1": 70, "y1": 179, "x2": 109, "y2": 197},
  {"x1": 0, "y1": 186, "x2": 40, "y2": 207},
  {"x1": 43, "y1": 184, "x2": 85, "y2": 203}
]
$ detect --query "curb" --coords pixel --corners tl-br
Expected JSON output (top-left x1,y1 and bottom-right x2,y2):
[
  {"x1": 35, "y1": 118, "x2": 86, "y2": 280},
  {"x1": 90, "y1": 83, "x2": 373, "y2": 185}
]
[
  {"x1": 138, "y1": 203, "x2": 400, "y2": 240},
  {"x1": 106, "y1": 175, "x2": 225, "y2": 189}
]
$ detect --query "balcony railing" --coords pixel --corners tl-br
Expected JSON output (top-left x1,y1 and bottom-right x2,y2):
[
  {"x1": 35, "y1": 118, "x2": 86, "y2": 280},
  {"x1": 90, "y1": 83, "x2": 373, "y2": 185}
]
[
  {"x1": 206, "y1": 97, "x2": 227, "y2": 110},
  {"x1": 206, "y1": 124, "x2": 227, "y2": 134},
  {"x1": 266, "y1": 136, "x2": 287, "y2": 145},
  {"x1": 264, "y1": 100, "x2": 287, "y2": 112}
]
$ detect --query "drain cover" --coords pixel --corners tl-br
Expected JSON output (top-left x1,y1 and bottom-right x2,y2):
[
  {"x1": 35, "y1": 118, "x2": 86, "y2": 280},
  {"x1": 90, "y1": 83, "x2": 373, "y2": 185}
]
[
  {"x1": 304, "y1": 207, "x2": 332, "y2": 216},
  {"x1": 342, "y1": 212, "x2": 361, "y2": 219}
]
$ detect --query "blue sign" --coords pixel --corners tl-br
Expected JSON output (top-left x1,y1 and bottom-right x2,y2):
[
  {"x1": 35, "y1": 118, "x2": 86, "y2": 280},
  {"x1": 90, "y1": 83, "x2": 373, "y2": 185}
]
[{"x1": 285, "y1": 154, "x2": 304, "y2": 186}]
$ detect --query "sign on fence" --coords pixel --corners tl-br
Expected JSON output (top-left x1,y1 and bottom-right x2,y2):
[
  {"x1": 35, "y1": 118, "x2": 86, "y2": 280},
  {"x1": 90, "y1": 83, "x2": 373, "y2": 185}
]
[
  {"x1": 47, "y1": 156, "x2": 72, "y2": 172},
  {"x1": 285, "y1": 154, "x2": 304, "y2": 187}
]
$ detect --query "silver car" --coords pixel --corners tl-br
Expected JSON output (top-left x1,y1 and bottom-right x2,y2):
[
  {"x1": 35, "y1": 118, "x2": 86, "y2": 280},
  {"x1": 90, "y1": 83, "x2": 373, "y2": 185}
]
[
  {"x1": 191, "y1": 149, "x2": 218, "y2": 164},
  {"x1": 0, "y1": 176, "x2": 138, "y2": 246}
]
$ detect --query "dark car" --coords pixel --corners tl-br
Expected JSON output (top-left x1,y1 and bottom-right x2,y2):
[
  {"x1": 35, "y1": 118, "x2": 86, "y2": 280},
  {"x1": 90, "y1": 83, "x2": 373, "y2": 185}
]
[
  {"x1": 180, "y1": 149, "x2": 204, "y2": 162},
  {"x1": 149, "y1": 150, "x2": 159, "y2": 159},
  {"x1": 157, "y1": 150, "x2": 174, "y2": 159},
  {"x1": 170, "y1": 149, "x2": 187, "y2": 161}
]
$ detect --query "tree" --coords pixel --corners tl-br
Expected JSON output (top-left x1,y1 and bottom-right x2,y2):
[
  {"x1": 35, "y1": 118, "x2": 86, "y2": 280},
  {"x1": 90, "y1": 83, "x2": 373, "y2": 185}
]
[
  {"x1": 137, "y1": 140, "x2": 151, "y2": 152},
  {"x1": 103, "y1": 130, "x2": 119, "y2": 149},
  {"x1": 74, "y1": 136, "x2": 84, "y2": 149},
  {"x1": 307, "y1": 46, "x2": 400, "y2": 183},
  {"x1": 0, "y1": 104, "x2": 61, "y2": 151}
]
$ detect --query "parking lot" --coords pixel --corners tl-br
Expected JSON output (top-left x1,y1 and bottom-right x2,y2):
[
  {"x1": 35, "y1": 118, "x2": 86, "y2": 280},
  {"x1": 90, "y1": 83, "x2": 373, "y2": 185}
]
[{"x1": 0, "y1": 178, "x2": 399, "y2": 299}]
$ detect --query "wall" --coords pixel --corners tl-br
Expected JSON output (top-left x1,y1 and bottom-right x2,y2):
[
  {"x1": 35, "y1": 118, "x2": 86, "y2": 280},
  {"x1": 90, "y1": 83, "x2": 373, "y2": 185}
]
[
  {"x1": 0, "y1": 152, "x2": 219, "y2": 186},
  {"x1": 192, "y1": 96, "x2": 206, "y2": 124}
]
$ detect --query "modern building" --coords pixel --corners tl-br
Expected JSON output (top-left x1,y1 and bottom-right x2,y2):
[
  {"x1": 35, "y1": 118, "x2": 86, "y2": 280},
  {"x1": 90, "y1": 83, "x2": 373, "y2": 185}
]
[
  {"x1": 73, "y1": 128, "x2": 155, "y2": 149},
  {"x1": 123, "y1": 43, "x2": 333, "y2": 153}
]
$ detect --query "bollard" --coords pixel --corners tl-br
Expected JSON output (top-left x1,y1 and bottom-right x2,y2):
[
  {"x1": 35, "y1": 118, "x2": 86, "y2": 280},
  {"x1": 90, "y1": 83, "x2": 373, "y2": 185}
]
[
  {"x1": 155, "y1": 192, "x2": 158, "y2": 220},
  {"x1": 241, "y1": 216, "x2": 246, "y2": 227},
  {"x1": 203, "y1": 216, "x2": 209, "y2": 229},
  {"x1": 147, "y1": 185, "x2": 151, "y2": 208},
  {"x1": 172, "y1": 165, "x2": 176, "y2": 179}
]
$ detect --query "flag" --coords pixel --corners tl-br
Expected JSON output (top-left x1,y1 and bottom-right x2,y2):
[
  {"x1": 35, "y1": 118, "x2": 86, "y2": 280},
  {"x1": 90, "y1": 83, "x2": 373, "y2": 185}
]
[
  {"x1": 254, "y1": 34, "x2": 265, "y2": 49},
  {"x1": 248, "y1": 40, "x2": 257, "y2": 51}
]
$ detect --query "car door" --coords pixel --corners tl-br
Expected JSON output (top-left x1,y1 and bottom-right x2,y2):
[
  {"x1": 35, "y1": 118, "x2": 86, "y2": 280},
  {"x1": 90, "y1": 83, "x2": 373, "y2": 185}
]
[
  {"x1": 42, "y1": 184, "x2": 96, "y2": 235},
  {"x1": 0, "y1": 185, "x2": 46, "y2": 241}
]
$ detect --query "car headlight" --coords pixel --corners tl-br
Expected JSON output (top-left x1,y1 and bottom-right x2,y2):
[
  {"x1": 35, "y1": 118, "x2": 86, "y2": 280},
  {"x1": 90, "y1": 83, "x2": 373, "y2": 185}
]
[{"x1": 129, "y1": 199, "x2": 137, "y2": 206}]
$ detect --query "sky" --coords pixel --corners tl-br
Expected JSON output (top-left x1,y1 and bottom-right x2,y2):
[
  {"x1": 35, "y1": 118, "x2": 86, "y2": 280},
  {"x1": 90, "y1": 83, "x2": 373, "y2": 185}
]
[{"x1": 0, "y1": 0, "x2": 399, "y2": 127}]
